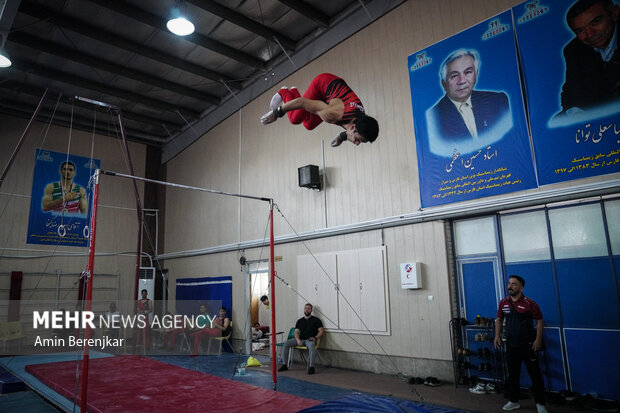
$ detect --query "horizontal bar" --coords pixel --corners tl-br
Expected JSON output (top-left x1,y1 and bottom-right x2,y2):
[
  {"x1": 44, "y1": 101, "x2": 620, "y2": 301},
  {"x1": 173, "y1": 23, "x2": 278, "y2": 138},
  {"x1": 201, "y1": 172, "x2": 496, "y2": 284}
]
[{"x1": 99, "y1": 169, "x2": 271, "y2": 202}]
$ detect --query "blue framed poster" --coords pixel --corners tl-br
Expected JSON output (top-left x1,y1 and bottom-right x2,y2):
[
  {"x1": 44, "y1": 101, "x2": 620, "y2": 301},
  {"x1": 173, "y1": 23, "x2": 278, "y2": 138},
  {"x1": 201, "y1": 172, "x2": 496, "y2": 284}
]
[
  {"x1": 408, "y1": 10, "x2": 537, "y2": 208},
  {"x1": 514, "y1": 0, "x2": 620, "y2": 185},
  {"x1": 27, "y1": 149, "x2": 99, "y2": 247}
]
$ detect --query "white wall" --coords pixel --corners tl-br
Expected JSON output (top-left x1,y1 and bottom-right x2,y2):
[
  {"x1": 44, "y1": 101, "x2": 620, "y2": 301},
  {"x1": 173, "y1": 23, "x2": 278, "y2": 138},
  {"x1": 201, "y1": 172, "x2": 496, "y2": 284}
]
[{"x1": 162, "y1": 0, "x2": 618, "y2": 378}]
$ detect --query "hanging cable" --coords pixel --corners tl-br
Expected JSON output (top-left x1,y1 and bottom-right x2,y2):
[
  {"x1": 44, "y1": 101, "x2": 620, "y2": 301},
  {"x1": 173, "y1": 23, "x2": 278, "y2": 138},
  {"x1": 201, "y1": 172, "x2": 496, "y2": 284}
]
[
  {"x1": 56, "y1": 99, "x2": 77, "y2": 240},
  {"x1": 25, "y1": 98, "x2": 87, "y2": 301}
]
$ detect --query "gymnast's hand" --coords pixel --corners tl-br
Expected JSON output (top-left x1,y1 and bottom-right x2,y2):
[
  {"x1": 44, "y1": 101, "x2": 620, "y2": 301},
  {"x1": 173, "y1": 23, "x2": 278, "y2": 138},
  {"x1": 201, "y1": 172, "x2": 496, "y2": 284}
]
[{"x1": 260, "y1": 110, "x2": 277, "y2": 125}]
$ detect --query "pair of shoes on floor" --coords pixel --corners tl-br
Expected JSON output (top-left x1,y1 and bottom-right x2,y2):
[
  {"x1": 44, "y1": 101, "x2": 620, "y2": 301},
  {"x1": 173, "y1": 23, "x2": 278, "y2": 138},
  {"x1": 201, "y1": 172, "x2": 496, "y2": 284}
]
[
  {"x1": 277, "y1": 364, "x2": 288, "y2": 372},
  {"x1": 470, "y1": 382, "x2": 496, "y2": 395},
  {"x1": 307, "y1": 366, "x2": 315, "y2": 375},
  {"x1": 423, "y1": 376, "x2": 442, "y2": 386},
  {"x1": 469, "y1": 382, "x2": 486, "y2": 394},
  {"x1": 503, "y1": 401, "x2": 521, "y2": 410},
  {"x1": 408, "y1": 377, "x2": 425, "y2": 385}
]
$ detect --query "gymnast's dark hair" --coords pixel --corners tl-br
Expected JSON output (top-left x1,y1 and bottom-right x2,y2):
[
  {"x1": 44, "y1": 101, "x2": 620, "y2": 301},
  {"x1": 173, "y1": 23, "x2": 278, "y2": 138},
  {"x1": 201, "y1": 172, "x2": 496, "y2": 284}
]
[
  {"x1": 567, "y1": 0, "x2": 615, "y2": 27},
  {"x1": 354, "y1": 115, "x2": 379, "y2": 143},
  {"x1": 60, "y1": 161, "x2": 76, "y2": 170},
  {"x1": 509, "y1": 275, "x2": 525, "y2": 287}
]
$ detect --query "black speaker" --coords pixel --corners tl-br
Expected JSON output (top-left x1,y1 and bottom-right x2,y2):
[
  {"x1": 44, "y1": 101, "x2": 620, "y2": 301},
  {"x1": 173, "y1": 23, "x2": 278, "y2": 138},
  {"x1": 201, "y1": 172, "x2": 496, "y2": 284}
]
[{"x1": 298, "y1": 164, "x2": 321, "y2": 190}]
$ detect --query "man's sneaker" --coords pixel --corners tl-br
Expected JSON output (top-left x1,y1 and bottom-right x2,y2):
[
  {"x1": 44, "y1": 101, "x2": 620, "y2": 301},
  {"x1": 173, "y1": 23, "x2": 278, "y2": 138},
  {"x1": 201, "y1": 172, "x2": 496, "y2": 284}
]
[
  {"x1": 503, "y1": 401, "x2": 521, "y2": 410},
  {"x1": 469, "y1": 383, "x2": 487, "y2": 394},
  {"x1": 277, "y1": 364, "x2": 288, "y2": 372},
  {"x1": 536, "y1": 404, "x2": 548, "y2": 413},
  {"x1": 307, "y1": 366, "x2": 315, "y2": 375},
  {"x1": 270, "y1": 91, "x2": 283, "y2": 110},
  {"x1": 485, "y1": 383, "x2": 496, "y2": 393}
]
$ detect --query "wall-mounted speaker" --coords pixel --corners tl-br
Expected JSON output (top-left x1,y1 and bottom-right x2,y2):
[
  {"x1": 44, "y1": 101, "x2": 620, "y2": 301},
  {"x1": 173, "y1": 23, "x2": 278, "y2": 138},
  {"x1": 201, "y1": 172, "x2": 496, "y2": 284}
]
[{"x1": 298, "y1": 164, "x2": 321, "y2": 190}]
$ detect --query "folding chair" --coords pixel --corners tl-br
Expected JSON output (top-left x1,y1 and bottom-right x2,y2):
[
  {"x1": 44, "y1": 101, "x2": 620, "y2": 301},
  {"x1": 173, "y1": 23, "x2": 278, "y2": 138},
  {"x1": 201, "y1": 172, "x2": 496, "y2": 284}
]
[
  {"x1": 288, "y1": 337, "x2": 321, "y2": 368},
  {"x1": 275, "y1": 327, "x2": 295, "y2": 363},
  {"x1": 179, "y1": 330, "x2": 191, "y2": 352},
  {"x1": 213, "y1": 321, "x2": 233, "y2": 355}
]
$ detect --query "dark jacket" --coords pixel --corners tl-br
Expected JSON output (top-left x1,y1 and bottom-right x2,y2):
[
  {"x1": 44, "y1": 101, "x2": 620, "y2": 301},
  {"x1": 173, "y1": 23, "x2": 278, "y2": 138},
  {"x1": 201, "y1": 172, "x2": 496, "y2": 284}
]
[
  {"x1": 561, "y1": 23, "x2": 620, "y2": 112},
  {"x1": 428, "y1": 90, "x2": 510, "y2": 142}
]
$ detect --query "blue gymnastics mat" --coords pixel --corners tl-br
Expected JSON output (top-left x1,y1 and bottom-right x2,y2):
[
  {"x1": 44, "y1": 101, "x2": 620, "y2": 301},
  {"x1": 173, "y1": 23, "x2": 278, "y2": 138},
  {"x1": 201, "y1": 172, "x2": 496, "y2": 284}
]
[{"x1": 298, "y1": 393, "x2": 473, "y2": 413}]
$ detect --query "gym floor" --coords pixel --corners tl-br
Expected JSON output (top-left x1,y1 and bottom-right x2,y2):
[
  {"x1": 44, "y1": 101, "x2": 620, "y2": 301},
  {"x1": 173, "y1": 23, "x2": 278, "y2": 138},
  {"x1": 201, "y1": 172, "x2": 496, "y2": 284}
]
[{"x1": 0, "y1": 352, "x2": 601, "y2": 412}]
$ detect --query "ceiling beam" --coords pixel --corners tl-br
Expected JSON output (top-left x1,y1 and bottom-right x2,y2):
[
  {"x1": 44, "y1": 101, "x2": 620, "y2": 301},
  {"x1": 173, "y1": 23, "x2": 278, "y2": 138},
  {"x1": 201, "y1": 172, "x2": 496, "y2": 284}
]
[
  {"x1": 0, "y1": 0, "x2": 21, "y2": 34},
  {"x1": 18, "y1": 1, "x2": 242, "y2": 89},
  {"x1": 277, "y1": 0, "x2": 330, "y2": 27},
  {"x1": 0, "y1": 100, "x2": 166, "y2": 145},
  {"x1": 8, "y1": 32, "x2": 220, "y2": 105},
  {"x1": 0, "y1": 78, "x2": 183, "y2": 131},
  {"x1": 7, "y1": 60, "x2": 201, "y2": 118},
  {"x1": 86, "y1": 0, "x2": 266, "y2": 70},
  {"x1": 187, "y1": 0, "x2": 296, "y2": 51}
]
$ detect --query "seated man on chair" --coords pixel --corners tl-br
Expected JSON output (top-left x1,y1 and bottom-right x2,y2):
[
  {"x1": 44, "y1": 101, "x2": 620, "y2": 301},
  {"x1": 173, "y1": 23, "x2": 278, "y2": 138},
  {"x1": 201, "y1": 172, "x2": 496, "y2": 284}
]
[
  {"x1": 190, "y1": 306, "x2": 231, "y2": 356},
  {"x1": 278, "y1": 303, "x2": 324, "y2": 374}
]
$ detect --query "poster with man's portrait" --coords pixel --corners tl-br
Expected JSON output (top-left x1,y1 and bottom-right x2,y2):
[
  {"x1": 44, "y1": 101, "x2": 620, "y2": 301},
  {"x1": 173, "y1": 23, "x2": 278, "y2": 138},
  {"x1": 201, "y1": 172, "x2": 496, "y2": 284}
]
[
  {"x1": 27, "y1": 149, "x2": 100, "y2": 247},
  {"x1": 408, "y1": 10, "x2": 537, "y2": 208},
  {"x1": 514, "y1": 0, "x2": 620, "y2": 185}
]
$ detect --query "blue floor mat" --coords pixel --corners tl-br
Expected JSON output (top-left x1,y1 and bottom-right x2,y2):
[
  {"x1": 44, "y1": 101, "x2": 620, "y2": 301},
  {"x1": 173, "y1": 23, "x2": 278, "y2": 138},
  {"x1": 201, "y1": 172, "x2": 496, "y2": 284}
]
[
  {"x1": 0, "y1": 390, "x2": 60, "y2": 412},
  {"x1": 0, "y1": 351, "x2": 112, "y2": 412},
  {"x1": 150, "y1": 353, "x2": 354, "y2": 402},
  {"x1": 297, "y1": 393, "x2": 472, "y2": 413}
]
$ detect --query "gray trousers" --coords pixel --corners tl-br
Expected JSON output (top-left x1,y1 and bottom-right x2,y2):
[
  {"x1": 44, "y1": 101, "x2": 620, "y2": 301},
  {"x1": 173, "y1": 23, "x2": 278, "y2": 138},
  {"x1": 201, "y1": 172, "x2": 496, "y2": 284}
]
[{"x1": 281, "y1": 338, "x2": 316, "y2": 367}]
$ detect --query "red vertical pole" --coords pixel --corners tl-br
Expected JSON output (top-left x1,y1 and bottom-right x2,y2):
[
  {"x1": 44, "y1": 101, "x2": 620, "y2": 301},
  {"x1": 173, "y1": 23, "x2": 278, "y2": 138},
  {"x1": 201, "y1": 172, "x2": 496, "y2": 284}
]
[
  {"x1": 269, "y1": 201, "x2": 277, "y2": 390},
  {"x1": 79, "y1": 169, "x2": 100, "y2": 412}
]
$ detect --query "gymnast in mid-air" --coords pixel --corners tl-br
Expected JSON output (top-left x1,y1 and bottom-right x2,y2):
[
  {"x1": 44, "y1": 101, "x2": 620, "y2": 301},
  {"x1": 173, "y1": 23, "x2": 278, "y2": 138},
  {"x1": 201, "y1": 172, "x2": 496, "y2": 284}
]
[{"x1": 260, "y1": 73, "x2": 379, "y2": 147}]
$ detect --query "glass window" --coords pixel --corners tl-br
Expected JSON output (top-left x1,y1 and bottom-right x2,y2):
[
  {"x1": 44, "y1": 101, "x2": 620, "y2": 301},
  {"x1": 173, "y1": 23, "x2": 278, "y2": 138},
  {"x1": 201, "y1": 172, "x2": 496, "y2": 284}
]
[
  {"x1": 548, "y1": 204, "x2": 607, "y2": 259},
  {"x1": 501, "y1": 211, "x2": 551, "y2": 262},
  {"x1": 454, "y1": 216, "x2": 497, "y2": 256},
  {"x1": 604, "y1": 199, "x2": 620, "y2": 255}
]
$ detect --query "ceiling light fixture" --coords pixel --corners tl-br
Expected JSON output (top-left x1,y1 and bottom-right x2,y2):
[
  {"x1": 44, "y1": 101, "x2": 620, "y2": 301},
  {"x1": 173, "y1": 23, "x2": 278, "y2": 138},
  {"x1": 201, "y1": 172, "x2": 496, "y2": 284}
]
[
  {"x1": 167, "y1": 2, "x2": 195, "y2": 37},
  {"x1": 167, "y1": 16, "x2": 195, "y2": 36},
  {"x1": 0, "y1": 33, "x2": 11, "y2": 68}
]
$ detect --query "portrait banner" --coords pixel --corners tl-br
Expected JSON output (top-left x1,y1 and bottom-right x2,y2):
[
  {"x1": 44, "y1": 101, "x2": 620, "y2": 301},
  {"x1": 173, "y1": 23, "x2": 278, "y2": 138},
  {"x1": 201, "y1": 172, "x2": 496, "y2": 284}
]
[
  {"x1": 514, "y1": 0, "x2": 620, "y2": 185},
  {"x1": 408, "y1": 10, "x2": 537, "y2": 208},
  {"x1": 27, "y1": 149, "x2": 100, "y2": 247}
]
